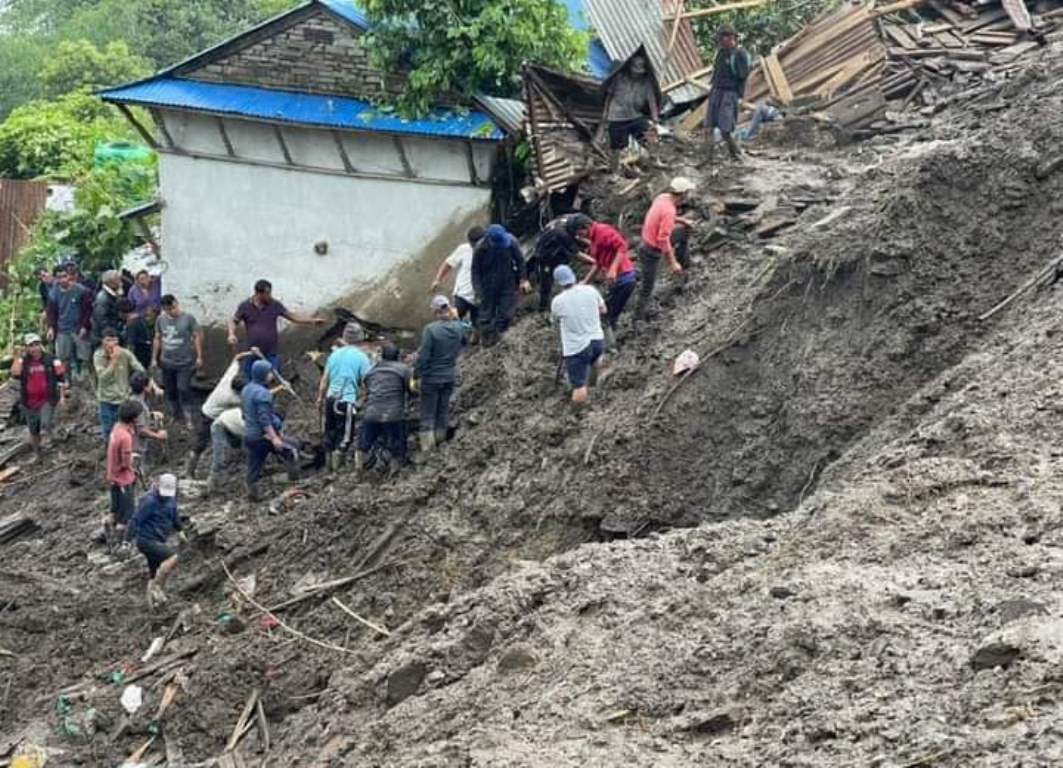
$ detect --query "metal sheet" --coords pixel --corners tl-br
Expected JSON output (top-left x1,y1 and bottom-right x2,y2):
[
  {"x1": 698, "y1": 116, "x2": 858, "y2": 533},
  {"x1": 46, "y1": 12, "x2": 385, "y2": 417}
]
[
  {"x1": 100, "y1": 77, "x2": 505, "y2": 142},
  {"x1": 473, "y1": 96, "x2": 526, "y2": 135}
]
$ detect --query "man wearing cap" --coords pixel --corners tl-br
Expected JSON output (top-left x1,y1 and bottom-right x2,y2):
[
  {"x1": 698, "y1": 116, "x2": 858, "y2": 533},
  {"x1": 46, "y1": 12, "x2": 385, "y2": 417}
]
[
  {"x1": 129, "y1": 473, "x2": 186, "y2": 608},
  {"x1": 11, "y1": 333, "x2": 67, "y2": 460},
  {"x1": 707, "y1": 25, "x2": 751, "y2": 163},
  {"x1": 316, "y1": 322, "x2": 373, "y2": 471},
  {"x1": 637, "y1": 178, "x2": 697, "y2": 321},
  {"x1": 94, "y1": 327, "x2": 149, "y2": 442},
  {"x1": 550, "y1": 265, "x2": 607, "y2": 405},
  {"x1": 568, "y1": 215, "x2": 637, "y2": 350},
  {"x1": 92, "y1": 270, "x2": 125, "y2": 347},
  {"x1": 242, "y1": 359, "x2": 299, "y2": 500},
  {"x1": 472, "y1": 224, "x2": 529, "y2": 345},
  {"x1": 414, "y1": 296, "x2": 467, "y2": 452},
  {"x1": 228, "y1": 279, "x2": 327, "y2": 379}
]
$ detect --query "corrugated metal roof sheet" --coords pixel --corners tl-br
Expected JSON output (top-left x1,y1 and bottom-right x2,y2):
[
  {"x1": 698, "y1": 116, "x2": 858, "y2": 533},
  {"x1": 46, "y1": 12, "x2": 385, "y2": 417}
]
[
  {"x1": 100, "y1": 77, "x2": 505, "y2": 141},
  {"x1": 318, "y1": 0, "x2": 369, "y2": 29},
  {"x1": 575, "y1": 0, "x2": 706, "y2": 104},
  {"x1": 473, "y1": 95, "x2": 526, "y2": 135}
]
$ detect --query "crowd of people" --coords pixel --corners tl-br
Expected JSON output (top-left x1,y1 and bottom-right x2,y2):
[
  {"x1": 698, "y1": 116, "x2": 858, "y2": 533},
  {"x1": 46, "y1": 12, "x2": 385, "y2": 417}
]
[{"x1": 9, "y1": 170, "x2": 698, "y2": 605}]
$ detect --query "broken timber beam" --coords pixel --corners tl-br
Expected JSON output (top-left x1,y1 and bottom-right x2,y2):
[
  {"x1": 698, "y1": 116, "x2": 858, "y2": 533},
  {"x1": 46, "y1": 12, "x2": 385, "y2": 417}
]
[
  {"x1": 979, "y1": 253, "x2": 1063, "y2": 322},
  {"x1": 665, "y1": 0, "x2": 767, "y2": 21}
]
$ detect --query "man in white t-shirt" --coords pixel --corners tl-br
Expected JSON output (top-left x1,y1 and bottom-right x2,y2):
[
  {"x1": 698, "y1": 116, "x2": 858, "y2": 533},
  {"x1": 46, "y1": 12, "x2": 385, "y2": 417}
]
[
  {"x1": 550, "y1": 265, "x2": 607, "y2": 405},
  {"x1": 431, "y1": 226, "x2": 485, "y2": 326}
]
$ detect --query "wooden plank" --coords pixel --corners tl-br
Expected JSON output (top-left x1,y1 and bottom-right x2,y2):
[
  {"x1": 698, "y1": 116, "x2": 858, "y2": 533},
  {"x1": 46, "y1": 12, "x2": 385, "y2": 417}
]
[
  {"x1": 668, "y1": 0, "x2": 686, "y2": 53},
  {"x1": 116, "y1": 104, "x2": 160, "y2": 150},
  {"x1": 1001, "y1": 0, "x2": 1033, "y2": 31},
  {"x1": 871, "y1": 0, "x2": 927, "y2": 17},
  {"x1": 814, "y1": 51, "x2": 878, "y2": 99},
  {"x1": 926, "y1": 0, "x2": 967, "y2": 25},
  {"x1": 883, "y1": 24, "x2": 918, "y2": 49},
  {"x1": 961, "y1": 7, "x2": 1010, "y2": 32},
  {"x1": 761, "y1": 54, "x2": 794, "y2": 104},
  {"x1": 665, "y1": 0, "x2": 767, "y2": 21}
]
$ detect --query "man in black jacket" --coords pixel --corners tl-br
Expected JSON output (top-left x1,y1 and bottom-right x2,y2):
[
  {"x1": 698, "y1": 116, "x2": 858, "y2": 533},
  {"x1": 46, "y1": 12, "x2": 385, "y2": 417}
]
[
  {"x1": 358, "y1": 344, "x2": 413, "y2": 469},
  {"x1": 527, "y1": 214, "x2": 581, "y2": 312},
  {"x1": 92, "y1": 270, "x2": 124, "y2": 347},
  {"x1": 11, "y1": 333, "x2": 66, "y2": 460},
  {"x1": 414, "y1": 296, "x2": 468, "y2": 453},
  {"x1": 706, "y1": 25, "x2": 751, "y2": 163},
  {"x1": 472, "y1": 224, "x2": 529, "y2": 345}
]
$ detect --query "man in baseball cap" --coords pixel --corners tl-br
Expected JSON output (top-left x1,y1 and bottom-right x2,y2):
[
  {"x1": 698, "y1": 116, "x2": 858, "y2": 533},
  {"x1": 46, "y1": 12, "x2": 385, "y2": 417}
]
[
  {"x1": 317, "y1": 321, "x2": 373, "y2": 472},
  {"x1": 10, "y1": 332, "x2": 67, "y2": 460},
  {"x1": 550, "y1": 264, "x2": 607, "y2": 405},
  {"x1": 637, "y1": 177, "x2": 699, "y2": 320},
  {"x1": 130, "y1": 473, "x2": 187, "y2": 609},
  {"x1": 414, "y1": 294, "x2": 467, "y2": 453}
]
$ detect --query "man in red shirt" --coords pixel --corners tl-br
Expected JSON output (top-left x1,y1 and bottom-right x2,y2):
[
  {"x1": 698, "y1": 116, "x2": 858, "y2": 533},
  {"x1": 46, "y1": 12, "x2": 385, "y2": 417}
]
[
  {"x1": 569, "y1": 216, "x2": 637, "y2": 351},
  {"x1": 636, "y1": 177, "x2": 697, "y2": 321},
  {"x1": 10, "y1": 333, "x2": 66, "y2": 460},
  {"x1": 106, "y1": 400, "x2": 142, "y2": 542}
]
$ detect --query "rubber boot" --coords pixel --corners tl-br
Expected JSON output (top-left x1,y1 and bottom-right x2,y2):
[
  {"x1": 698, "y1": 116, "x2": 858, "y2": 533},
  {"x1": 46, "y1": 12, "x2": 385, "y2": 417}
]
[
  {"x1": 419, "y1": 431, "x2": 436, "y2": 453},
  {"x1": 151, "y1": 580, "x2": 169, "y2": 605},
  {"x1": 326, "y1": 451, "x2": 338, "y2": 473},
  {"x1": 353, "y1": 451, "x2": 365, "y2": 472},
  {"x1": 434, "y1": 430, "x2": 448, "y2": 448},
  {"x1": 146, "y1": 581, "x2": 157, "y2": 609},
  {"x1": 245, "y1": 479, "x2": 261, "y2": 502},
  {"x1": 725, "y1": 133, "x2": 742, "y2": 161},
  {"x1": 205, "y1": 472, "x2": 220, "y2": 496},
  {"x1": 706, "y1": 135, "x2": 716, "y2": 167},
  {"x1": 603, "y1": 325, "x2": 618, "y2": 353},
  {"x1": 184, "y1": 451, "x2": 199, "y2": 479}
]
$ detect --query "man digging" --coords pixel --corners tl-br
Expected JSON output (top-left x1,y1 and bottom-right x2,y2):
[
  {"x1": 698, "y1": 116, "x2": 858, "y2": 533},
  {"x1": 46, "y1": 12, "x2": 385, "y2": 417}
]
[{"x1": 130, "y1": 472, "x2": 187, "y2": 609}]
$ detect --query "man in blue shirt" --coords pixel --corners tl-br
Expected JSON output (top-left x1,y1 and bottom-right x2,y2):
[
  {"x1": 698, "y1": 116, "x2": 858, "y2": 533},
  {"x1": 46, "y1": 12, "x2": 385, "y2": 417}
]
[
  {"x1": 130, "y1": 473, "x2": 186, "y2": 609},
  {"x1": 316, "y1": 322, "x2": 373, "y2": 472},
  {"x1": 241, "y1": 359, "x2": 298, "y2": 501}
]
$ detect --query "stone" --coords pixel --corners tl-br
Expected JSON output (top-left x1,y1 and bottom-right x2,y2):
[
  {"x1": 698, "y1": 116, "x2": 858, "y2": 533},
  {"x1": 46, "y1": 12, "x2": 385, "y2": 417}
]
[
  {"x1": 386, "y1": 661, "x2": 426, "y2": 706},
  {"x1": 498, "y1": 644, "x2": 539, "y2": 673},
  {"x1": 970, "y1": 641, "x2": 1021, "y2": 671},
  {"x1": 994, "y1": 598, "x2": 1048, "y2": 625},
  {"x1": 770, "y1": 585, "x2": 796, "y2": 600},
  {"x1": 462, "y1": 623, "x2": 496, "y2": 665}
]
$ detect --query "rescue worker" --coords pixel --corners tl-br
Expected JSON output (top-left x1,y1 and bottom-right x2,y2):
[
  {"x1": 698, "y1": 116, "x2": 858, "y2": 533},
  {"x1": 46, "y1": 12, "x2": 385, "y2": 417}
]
[
  {"x1": 228, "y1": 279, "x2": 326, "y2": 377},
  {"x1": 414, "y1": 296, "x2": 467, "y2": 452},
  {"x1": 568, "y1": 215, "x2": 637, "y2": 351},
  {"x1": 185, "y1": 351, "x2": 253, "y2": 483},
  {"x1": 636, "y1": 177, "x2": 697, "y2": 321},
  {"x1": 528, "y1": 213, "x2": 581, "y2": 312},
  {"x1": 431, "y1": 226, "x2": 485, "y2": 326},
  {"x1": 706, "y1": 25, "x2": 751, "y2": 163},
  {"x1": 358, "y1": 344, "x2": 413, "y2": 469},
  {"x1": 472, "y1": 224, "x2": 529, "y2": 345},
  {"x1": 130, "y1": 473, "x2": 186, "y2": 609},
  {"x1": 606, "y1": 54, "x2": 660, "y2": 152},
  {"x1": 550, "y1": 266, "x2": 607, "y2": 405},
  {"x1": 241, "y1": 359, "x2": 298, "y2": 501},
  {"x1": 316, "y1": 322, "x2": 372, "y2": 471}
]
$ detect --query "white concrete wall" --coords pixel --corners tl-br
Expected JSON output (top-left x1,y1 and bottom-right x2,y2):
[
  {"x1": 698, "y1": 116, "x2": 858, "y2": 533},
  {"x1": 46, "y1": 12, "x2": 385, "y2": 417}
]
[{"x1": 154, "y1": 111, "x2": 498, "y2": 331}]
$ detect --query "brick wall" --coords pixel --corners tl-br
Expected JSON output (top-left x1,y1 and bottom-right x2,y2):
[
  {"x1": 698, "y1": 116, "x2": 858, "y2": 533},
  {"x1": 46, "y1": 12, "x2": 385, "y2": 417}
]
[{"x1": 189, "y1": 10, "x2": 406, "y2": 101}]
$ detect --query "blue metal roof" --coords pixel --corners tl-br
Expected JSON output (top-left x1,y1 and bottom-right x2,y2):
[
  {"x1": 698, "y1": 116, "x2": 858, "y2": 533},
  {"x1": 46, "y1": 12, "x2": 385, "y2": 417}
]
[
  {"x1": 100, "y1": 77, "x2": 505, "y2": 141},
  {"x1": 557, "y1": 0, "x2": 617, "y2": 79},
  {"x1": 318, "y1": 0, "x2": 369, "y2": 30}
]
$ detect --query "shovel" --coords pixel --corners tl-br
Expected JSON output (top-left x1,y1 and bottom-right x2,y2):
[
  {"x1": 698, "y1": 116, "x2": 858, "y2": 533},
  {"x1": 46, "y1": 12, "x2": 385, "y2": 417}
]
[{"x1": 253, "y1": 350, "x2": 302, "y2": 402}]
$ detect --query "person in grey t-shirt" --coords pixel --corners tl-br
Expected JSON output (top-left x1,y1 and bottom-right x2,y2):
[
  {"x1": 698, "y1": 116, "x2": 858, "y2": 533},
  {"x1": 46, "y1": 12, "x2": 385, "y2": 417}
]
[
  {"x1": 606, "y1": 55, "x2": 659, "y2": 151},
  {"x1": 153, "y1": 294, "x2": 204, "y2": 429}
]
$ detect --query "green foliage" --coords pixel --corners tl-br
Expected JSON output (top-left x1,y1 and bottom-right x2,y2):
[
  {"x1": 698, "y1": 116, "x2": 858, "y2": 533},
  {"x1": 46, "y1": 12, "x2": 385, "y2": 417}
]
[
  {"x1": 693, "y1": 0, "x2": 839, "y2": 63},
  {"x1": 364, "y1": 0, "x2": 588, "y2": 116},
  {"x1": 40, "y1": 40, "x2": 152, "y2": 98},
  {"x1": 0, "y1": 90, "x2": 136, "y2": 179}
]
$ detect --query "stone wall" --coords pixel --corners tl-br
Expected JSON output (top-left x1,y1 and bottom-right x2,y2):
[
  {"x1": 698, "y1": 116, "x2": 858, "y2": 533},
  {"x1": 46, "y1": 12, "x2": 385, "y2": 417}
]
[{"x1": 188, "y1": 9, "x2": 406, "y2": 100}]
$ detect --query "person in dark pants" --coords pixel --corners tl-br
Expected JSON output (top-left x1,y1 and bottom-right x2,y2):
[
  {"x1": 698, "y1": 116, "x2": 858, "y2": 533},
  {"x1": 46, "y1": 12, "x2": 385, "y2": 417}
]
[
  {"x1": 359, "y1": 344, "x2": 413, "y2": 470},
  {"x1": 414, "y1": 296, "x2": 468, "y2": 453},
  {"x1": 431, "y1": 226, "x2": 485, "y2": 327},
  {"x1": 706, "y1": 25, "x2": 751, "y2": 163},
  {"x1": 472, "y1": 224, "x2": 528, "y2": 345},
  {"x1": 606, "y1": 54, "x2": 660, "y2": 152},
  {"x1": 129, "y1": 473, "x2": 186, "y2": 609},
  {"x1": 241, "y1": 359, "x2": 298, "y2": 501},
  {"x1": 528, "y1": 214, "x2": 580, "y2": 312},
  {"x1": 569, "y1": 216, "x2": 637, "y2": 351},
  {"x1": 11, "y1": 333, "x2": 66, "y2": 460},
  {"x1": 92, "y1": 270, "x2": 124, "y2": 347},
  {"x1": 46, "y1": 268, "x2": 93, "y2": 385},
  {"x1": 154, "y1": 294, "x2": 203, "y2": 430},
  {"x1": 316, "y1": 322, "x2": 372, "y2": 472},
  {"x1": 121, "y1": 298, "x2": 154, "y2": 370},
  {"x1": 228, "y1": 279, "x2": 326, "y2": 378},
  {"x1": 636, "y1": 177, "x2": 697, "y2": 321},
  {"x1": 106, "y1": 399, "x2": 141, "y2": 542}
]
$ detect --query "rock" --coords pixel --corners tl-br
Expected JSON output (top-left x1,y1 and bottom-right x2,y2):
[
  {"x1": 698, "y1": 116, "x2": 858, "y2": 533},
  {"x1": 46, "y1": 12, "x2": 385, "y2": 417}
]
[
  {"x1": 672, "y1": 709, "x2": 737, "y2": 735},
  {"x1": 995, "y1": 599, "x2": 1048, "y2": 625},
  {"x1": 426, "y1": 669, "x2": 446, "y2": 686},
  {"x1": 462, "y1": 623, "x2": 496, "y2": 665},
  {"x1": 770, "y1": 585, "x2": 796, "y2": 600},
  {"x1": 386, "y1": 661, "x2": 427, "y2": 707},
  {"x1": 498, "y1": 644, "x2": 539, "y2": 673},
  {"x1": 1006, "y1": 565, "x2": 1039, "y2": 579},
  {"x1": 970, "y1": 642, "x2": 1021, "y2": 671}
]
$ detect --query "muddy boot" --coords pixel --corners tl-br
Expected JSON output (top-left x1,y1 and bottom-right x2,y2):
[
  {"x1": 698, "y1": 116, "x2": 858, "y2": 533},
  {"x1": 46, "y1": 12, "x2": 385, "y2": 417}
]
[
  {"x1": 353, "y1": 450, "x2": 365, "y2": 472},
  {"x1": 245, "y1": 479, "x2": 261, "y2": 502},
  {"x1": 326, "y1": 451, "x2": 338, "y2": 473},
  {"x1": 152, "y1": 580, "x2": 169, "y2": 605},
  {"x1": 205, "y1": 472, "x2": 220, "y2": 495},
  {"x1": 183, "y1": 451, "x2": 199, "y2": 479},
  {"x1": 286, "y1": 462, "x2": 302, "y2": 482},
  {"x1": 419, "y1": 431, "x2": 436, "y2": 454},
  {"x1": 434, "y1": 430, "x2": 448, "y2": 448},
  {"x1": 725, "y1": 133, "x2": 742, "y2": 161},
  {"x1": 603, "y1": 325, "x2": 618, "y2": 353},
  {"x1": 146, "y1": 581, "x2": 157, "y2": 609}
]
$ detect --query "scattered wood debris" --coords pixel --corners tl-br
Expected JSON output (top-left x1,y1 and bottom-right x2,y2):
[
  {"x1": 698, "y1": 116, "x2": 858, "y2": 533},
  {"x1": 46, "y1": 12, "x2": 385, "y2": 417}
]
[{"x1": 0, "y1": 512, "x2": 38, "y2": 546}]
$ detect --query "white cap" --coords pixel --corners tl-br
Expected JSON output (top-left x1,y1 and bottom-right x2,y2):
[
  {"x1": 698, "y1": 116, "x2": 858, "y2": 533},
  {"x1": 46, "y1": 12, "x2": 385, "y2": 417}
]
[
  {"x1": 669, "y1": 177, "x2": 697, "y2": 194},
  {"x1": 158, "y1": 473, "x2": 177, "y2": 498},
  {"x1": 431, "y1": 295, "x2": 451, "y2": 311}
]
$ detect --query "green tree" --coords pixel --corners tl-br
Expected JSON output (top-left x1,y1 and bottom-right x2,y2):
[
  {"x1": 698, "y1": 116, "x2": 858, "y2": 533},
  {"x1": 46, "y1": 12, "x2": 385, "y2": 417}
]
[
  {"x1": 0, "y1": 90, "x2": 136, "y2": 179},
  {"x1": 40, "y1": 39, "x2": 151, "y2": 98},
  {"x1": 364, "y1": 0, "x2": 588, "y2": 115},
  {"x1": 693, "y1": 0, "x2": 839, "y2": 64}
]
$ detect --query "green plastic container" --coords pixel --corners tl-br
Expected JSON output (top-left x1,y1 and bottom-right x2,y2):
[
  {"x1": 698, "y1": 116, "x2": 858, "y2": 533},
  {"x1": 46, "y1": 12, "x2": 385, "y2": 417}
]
[{"x1": 94, "y1": 141, "x2": 153, "y2": 166}]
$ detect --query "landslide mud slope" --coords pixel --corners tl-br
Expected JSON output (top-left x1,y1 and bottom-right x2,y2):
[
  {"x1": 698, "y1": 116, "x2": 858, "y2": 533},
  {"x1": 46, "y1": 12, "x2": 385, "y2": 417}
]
[{"x1": 1, "y1": 41, "x2": 1063, "y2": 768}]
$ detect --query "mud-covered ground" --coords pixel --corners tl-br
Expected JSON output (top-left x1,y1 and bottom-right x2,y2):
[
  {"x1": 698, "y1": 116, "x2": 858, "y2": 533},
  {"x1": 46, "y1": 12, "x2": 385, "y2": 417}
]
[{"x1": 3, "y1": 38, "x2": 1063, "y2": 768}]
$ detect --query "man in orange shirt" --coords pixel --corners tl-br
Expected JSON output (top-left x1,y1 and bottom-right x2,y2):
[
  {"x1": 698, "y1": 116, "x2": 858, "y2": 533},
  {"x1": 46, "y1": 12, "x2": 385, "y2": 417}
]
[
  {"x1": 106, "y1": 400, "x2": 142, "y2": 542},
  {"x1": 636, "y1": 177, "x2": 697, "y2": 320}
]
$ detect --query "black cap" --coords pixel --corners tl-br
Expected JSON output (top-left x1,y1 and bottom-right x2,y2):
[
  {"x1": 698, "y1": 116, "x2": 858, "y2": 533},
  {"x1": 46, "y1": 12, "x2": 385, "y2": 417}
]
[{"x1": 718, "y1": 24, "x2": 737, "y2": 38}]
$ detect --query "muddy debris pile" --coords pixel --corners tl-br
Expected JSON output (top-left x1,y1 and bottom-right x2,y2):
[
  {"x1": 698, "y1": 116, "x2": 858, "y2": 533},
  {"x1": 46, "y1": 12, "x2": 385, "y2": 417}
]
[{"x1": 2, "y1": 38, "x2": 1063, "y2": 768}]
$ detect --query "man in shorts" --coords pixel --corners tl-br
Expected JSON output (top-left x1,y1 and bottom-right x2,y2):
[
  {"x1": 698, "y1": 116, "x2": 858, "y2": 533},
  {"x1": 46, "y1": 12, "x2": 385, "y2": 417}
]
[
  {"x1": 550, "y1": 265, "x2": 607, "y2": 405},
  {"x1": 130, "y1": 473, "x2": 186, "y2": 608}
]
